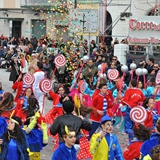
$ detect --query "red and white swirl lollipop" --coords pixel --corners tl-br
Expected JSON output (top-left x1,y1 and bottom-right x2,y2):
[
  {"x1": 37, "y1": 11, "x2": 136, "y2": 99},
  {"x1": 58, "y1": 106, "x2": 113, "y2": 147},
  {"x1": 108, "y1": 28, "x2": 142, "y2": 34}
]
[
  {"x1": 23, "y1": 73, "x2": 35, "y2": 85},
  {"x1": 130, "y1": 106, "x2": 148, "y2": 123},
  {"x1": 156, "y1": 70, "x2": 160, "y2": 85},
  {"x1": 54, "y1": 54, "x2": 66, "y2": 67},
  {"x1": 39, "y1": 78, "x2": 52, "y2": 93},
  {"x1": 107, "y1": 69, "x2": 119, "y2": 81},
  {"x1": 78, "y1": 80, "x2": 86, "y2": 93}
]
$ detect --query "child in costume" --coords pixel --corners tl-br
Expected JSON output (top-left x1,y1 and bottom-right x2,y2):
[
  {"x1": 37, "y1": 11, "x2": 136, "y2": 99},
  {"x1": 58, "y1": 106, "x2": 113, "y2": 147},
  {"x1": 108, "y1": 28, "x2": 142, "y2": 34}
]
[
  {"x1": 121, "y1": 79, "x2": 146, "y2": 143},
  {"x1": 24, "y1": 111, "x2": 48, "y2": 160},
  {"x1": 143, "y1": 98, "x2": 158, "y2": 130},
  {"x1": 52, "y1": 126, "x2": 77, "y2": 160},
  {"x1": 16, "y1": 96, "x2": 39, "y2": 123},
  {"x1": 89, "y1": 83, "x2": 113, "y2": 138},
  {"x1": 123, "y1": 123, "x2": 151, "y2": 160},
  {"x1": 140, "y1": 118, "x2": 160, "y2": 159},
  {"x1": 90, "y1": 115, "x2": 123, "y2": 160},
  {"x1": 0, "y1": 115, "x2": 29, "y2": 160}
]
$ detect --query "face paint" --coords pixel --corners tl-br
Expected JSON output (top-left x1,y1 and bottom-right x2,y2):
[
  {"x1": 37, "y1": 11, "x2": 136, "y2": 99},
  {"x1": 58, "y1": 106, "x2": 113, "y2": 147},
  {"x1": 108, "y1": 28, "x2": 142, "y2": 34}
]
[{"x1": 102, "y1": 121, "x2": 113, "y2": 133}]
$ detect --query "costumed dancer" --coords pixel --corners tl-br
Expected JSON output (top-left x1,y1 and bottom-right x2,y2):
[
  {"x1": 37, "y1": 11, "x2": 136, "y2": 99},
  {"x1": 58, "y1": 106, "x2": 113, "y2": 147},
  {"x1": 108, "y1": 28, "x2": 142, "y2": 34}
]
[
  {"x1": 52, "y1": 126, "x2": 76, "y2": 160},
  {"x1": 89, "y1": 83, "x2": 113, "y2": 138},
  {"x1": 12, "y1": 76, "x2": 31, "y2": 103},
  {"x1": 0, "y1": 115, "x2": 29, "y2": 160},
  {"x1": 112, "y1": 79, "x2": 127, "y2": 134},
  {"x1": 16, "y1": 96, "x2": 39, "y2": 123},
  {"x1": 123, "y1": 123, "x2": 151, "y2": 160},
  {"x1": 32, "y1": 62, "x2": 45, "y2": 114},
  {"x1": 0, "y1": 92, "x2": 18, "y2": 119},
  {"x1": 153, "y1": 84, "x2": 160, "y2": 115},
  {"x1": 50, "y1": 100, "x2": 92, "y2": 152},
  {"x1": 45, "y1": 84, "x2": 72, "y2": 125},
  {"x1": 140, "y1": 118, "x2": 160, "y2": 159},
  {"x1": 0, "y1": 82, "x2": 5, "y2": 101},
  {"x1": 120, "y1": 79, "x2": 146, "y2": 144},
  {"x1": 137, "y1": 81, "x2": 148, "y2": 97},
  {"x1": 143, "y1": 98, "x2": 159, "y2": 130},
  {"x1": 24, "y1": 111, "x2": 48, "y2": 160},
  {"x1": 90, "y1": 115, "x2": 123, "y2": 160}
]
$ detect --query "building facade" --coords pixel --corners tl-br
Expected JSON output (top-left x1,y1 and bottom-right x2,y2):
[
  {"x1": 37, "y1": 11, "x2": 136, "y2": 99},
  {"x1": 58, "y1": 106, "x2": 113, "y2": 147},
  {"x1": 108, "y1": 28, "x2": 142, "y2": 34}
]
[{"x1": 0, "y1": 0, "x2": 157, "y2": 40}]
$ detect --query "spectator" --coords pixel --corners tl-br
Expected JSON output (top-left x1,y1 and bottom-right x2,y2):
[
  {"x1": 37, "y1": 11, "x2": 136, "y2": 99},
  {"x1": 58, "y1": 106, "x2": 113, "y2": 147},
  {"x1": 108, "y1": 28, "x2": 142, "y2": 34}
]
[
  {"x1": 0, "y1": 82, "x2": 5, "y2": 101},
  {"x1": 147, "y1": 58, "x2": 154, "y2": 74}
]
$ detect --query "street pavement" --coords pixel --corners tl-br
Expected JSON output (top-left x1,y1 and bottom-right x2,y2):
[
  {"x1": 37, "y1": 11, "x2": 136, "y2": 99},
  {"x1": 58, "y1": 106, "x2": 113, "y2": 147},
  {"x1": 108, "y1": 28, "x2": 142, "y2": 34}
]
[{"x1": 0, "y1": 68, "x2": 128, "y2": 160}]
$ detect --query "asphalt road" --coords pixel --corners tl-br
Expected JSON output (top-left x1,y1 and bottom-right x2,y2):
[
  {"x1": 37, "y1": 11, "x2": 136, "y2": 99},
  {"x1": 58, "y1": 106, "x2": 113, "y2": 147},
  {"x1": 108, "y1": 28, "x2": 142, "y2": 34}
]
[{"x1": 0, "y1": 68, "x2": 128, "y2": 160}]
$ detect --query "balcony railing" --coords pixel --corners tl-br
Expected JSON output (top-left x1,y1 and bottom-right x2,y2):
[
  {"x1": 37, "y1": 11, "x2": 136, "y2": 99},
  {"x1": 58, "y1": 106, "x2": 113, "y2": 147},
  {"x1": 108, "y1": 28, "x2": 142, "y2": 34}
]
[{"x1": 20, "y1": 0, "x2": 55, "y2": 6}]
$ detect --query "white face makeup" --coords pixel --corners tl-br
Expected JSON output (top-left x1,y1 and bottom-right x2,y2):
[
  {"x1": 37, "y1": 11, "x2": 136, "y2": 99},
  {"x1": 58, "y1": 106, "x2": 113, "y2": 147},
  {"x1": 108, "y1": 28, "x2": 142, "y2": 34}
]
[{"x1": 102, "y1": 121, "x2": 113, "y2": 133}]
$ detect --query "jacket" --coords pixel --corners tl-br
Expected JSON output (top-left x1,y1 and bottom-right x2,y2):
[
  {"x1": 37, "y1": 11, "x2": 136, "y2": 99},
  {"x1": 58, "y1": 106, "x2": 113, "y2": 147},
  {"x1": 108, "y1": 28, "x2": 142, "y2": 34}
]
[
  {"x1": 90, "y1": 92, "x2": 113, "y2": 122},
  {"x1": 90, "y1": 133, "x2": 123, "y2": 160},
  {"x1": 52, "y1": 142, "x2": 76, "y2": 160},
  {"x1": 0, "y1": 131, "x2": 29, "y2": 160},
  {"x1": 50, "y1": 113, "x2": 92, "y2": 142},
  {"x1": 140, "y1": 133, "x2": 160, "y2": 159}
]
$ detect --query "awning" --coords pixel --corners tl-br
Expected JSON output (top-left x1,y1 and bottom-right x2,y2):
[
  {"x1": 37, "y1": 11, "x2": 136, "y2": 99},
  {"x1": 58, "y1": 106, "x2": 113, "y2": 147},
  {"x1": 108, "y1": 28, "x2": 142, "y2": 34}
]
[{"x1": 0, "y1": 18, "x2": 24, "y2": 20}]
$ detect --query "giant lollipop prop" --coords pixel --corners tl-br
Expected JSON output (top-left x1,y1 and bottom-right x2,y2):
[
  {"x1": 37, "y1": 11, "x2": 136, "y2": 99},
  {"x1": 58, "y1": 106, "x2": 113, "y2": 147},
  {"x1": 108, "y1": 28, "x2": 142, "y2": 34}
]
[
  {"x1": 108, "y1": 69, "x2": 119, "y2": 81},
  {"x1": 154, "y1": 70, "x2": 160, "y2": 100},
  {"x1": 130, "y1": 63, "x2": 137, "y2": 80},
  {"x1": 130, "y1": 106, "x2": 148, "y2": 123},
  {"x1": 23, "y1": 73, "x2": 35, "y2": 85}
]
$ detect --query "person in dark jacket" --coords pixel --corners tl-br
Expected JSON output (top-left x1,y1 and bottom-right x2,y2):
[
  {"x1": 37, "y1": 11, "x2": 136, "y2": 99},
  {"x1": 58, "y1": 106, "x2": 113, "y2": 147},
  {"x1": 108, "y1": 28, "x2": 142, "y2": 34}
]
[{"x1": 50, "y1": 100, "x2": 92, "y2": 143}]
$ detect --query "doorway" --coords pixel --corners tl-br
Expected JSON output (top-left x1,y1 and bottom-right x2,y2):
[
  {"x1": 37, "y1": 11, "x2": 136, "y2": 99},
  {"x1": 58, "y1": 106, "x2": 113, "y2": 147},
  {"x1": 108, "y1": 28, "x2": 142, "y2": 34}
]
[{"x1": 12, "y1": 21, "x2": 22, "y2": 38}]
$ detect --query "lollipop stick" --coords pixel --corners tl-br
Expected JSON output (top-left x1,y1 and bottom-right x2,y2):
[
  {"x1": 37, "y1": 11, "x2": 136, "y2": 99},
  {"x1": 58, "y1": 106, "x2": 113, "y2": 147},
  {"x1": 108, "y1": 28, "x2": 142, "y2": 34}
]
[
  {"x1": 50, "y1": 67, "x2": 57, "y2": 81},
  {"x1": 136, "y1": 75, "x2": 139, "y2": 82},
  {"x1": 131, "y1": 70, "x2": 133, "y2": 80}
]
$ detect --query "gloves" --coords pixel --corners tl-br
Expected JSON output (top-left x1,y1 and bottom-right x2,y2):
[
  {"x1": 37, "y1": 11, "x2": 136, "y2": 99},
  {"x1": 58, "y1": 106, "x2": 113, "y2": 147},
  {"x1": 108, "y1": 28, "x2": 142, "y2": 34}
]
[
  {"x1": 41, "y1": 121, "x2": 48, "y2": 144},
  {"x1": 28, "y1": 111, "x2": 40, "y2": 130}
]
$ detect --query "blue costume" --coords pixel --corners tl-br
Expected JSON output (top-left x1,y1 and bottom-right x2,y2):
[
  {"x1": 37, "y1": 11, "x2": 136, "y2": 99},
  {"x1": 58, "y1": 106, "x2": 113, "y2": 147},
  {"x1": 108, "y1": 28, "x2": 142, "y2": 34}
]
[
  {"x1": 0, "y1": 130, "x2": 29, "y2": 160},
  {"x1": 0, "y1": 117, "x2": 7, "y2": 136},
  {"x1": 52, "y1": 142, "x2": 76, "y2": 160},
  {"x1": 0, "y1": 89, "x2": 5, "y2": 101},
  {"x1": 140, "y1": 132, "x2": 160, "y2": 159},
  {"x1": 146, "y1": 86, "x2": 154, "y2": 98}
]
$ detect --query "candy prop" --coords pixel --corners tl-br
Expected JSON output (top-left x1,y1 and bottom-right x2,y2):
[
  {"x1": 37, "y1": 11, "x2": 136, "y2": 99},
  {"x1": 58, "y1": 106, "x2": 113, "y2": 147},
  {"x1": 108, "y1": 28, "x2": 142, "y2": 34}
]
[
  {"x1": 156, "y1": 70, "x2": 160, "y2": 85},
  {"x1": 54, "y1": 54, "x2": 66, "y2": 67},
  {"x1": 78, "y1": 80, "x2": 86, "y2": 93},
  {"x1": 23, "y1": 74, "x2": 35, "y2": 85},
  {"x1": 99, "y1": 73, "x2": 106, "y2": 79},
  {"x1": 108, "y1": 69, "x2": 119, "y2": 81},
  {"x1": 130, "y1": 106, "x2": 148, "y2": 123},
  {"x1": 135, "y1": 68, "x2": 143, "y2": 82},
  {"x1": 120, "y1": 65, "x2": 128, "y2": 91},
  {"x1": 74, "y1": 94, "x2": 81, "y2": 116},
  {"x1": 130, "y1": 63, "x2": 137, "y2": 80},
  {"x1": 142, "y1": 68, "x2": 148, "y2": 89},
  {"x1": 69, "y1": 56, "x2": 89, "y2": 91},
  {"x1": 39, "y1": 78, "x2": 52, "y2": 93}
]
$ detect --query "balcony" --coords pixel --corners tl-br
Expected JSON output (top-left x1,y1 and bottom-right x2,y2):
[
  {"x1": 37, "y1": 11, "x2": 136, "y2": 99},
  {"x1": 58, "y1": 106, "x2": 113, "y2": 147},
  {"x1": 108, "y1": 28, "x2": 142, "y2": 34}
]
[{"x1": 20, "y1": 0, "x2": 55, "y2": 7}]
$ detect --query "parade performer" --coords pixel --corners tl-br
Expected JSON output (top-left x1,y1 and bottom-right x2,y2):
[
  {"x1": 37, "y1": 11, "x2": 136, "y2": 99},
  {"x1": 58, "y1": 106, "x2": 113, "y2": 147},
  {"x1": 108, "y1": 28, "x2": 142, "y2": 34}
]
[
  {"x1": 12, "y1": 77, "x2": 31, "y2": 102},
  {"x1": 140, "y1": 118, "x2": 160, "y2": 159},
  {"x1": 153, "y1": 84, "x2": 160, "y2": 115},
  {"x1": 52, "y1": 126, "x2": 77, "y2": 160},
  {"x1": 90, "y1": 115, "x2": 123, "y2": 160},
  {"x1": 112, "y1": 79, "x2": 127, "y2": 134},
  {"x1": 32, "y1": 62, "x2": 45, "y2": 114},
  {"x1": 0, "y1": 92, "x2": 18, "y2": 119},
  {"x1": 45, "y1": 84, "x2": 72, "y2": 125},
  {"x1": 143, "y1": 98, "x2": 158, "y2": 130},
  {"x1": 16, "y1": 96, "x2": 39, "y2": 123},
  {"x1": 24, "y1": 111, "x2": 48, "y2": 160},
  {"x1": 0, "y1": 115, "x2": 29, "y2": 160},
  {"x1": 123, "y1": 123, "x2": 151, "y2": 160},
  {"x1": 89, "y1": 83, "x2": 113, "y2": 138},
  {"x1": 0, "y1": 82, "x2": 5, "y2": 101},
  {"x1": 50, "y1": 100, "x2": 92, "y2": 152},
  {"x1": 121, "y1": 79, "x2": 146, "y2": 143}
]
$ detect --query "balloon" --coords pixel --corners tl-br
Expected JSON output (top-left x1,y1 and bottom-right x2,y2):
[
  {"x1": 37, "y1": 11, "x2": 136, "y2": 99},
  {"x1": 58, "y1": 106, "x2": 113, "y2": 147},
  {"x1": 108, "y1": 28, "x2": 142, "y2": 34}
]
[
  {"x1": 121, "y1": 65, "x2": 128, "y2": 73},
  {"x1": 142, "y1": 68, "x2": 148, "y2": 75},
  {"x1": 135, "y1": 68, "x2": 143, "y2": 76},
  {"x1": 99, "y1": 73, "x2": 104, "y2": 78},
  {"x1": 130, "y1": 63, "x2": 137, "y2": 70},
  {"x1": 98, "y1": 64, "x2": 102, "y2": 70},
  {"x1": 83, "y1": 56, "x2": 89, "y2": 63}
]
